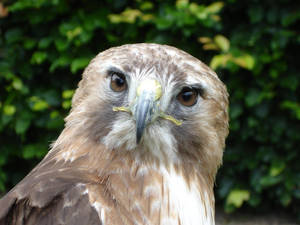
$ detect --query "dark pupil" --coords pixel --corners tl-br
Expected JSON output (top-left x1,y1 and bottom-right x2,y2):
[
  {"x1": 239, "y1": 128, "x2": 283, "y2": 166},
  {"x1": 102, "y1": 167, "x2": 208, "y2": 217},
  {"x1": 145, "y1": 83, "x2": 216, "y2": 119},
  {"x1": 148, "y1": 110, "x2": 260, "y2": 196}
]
[
  {"x1": 181, "y1": 90, "x2": 194, "y2": 101},
  {"x1": 113, "y1": 74, "x2": 125, "y2": 87}
]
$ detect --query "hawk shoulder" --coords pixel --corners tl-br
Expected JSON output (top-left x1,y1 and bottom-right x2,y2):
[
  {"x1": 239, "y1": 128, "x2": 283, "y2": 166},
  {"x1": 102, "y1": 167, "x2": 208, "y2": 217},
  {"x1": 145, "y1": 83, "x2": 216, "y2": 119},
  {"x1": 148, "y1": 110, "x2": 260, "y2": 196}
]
[{"x1": 0, "y1": 164, "x2": 102, "y2": 225}]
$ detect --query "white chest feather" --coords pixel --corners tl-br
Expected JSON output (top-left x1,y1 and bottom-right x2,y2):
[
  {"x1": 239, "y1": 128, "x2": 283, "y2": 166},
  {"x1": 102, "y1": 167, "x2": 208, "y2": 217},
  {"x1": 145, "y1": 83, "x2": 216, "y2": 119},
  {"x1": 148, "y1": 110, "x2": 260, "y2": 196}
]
[
  {"x1": 86, "y1": 167, "x2": 214, "y2": 225},
  {"x1": 161, "y1": 168, "x2": 214, "y2": 225}
]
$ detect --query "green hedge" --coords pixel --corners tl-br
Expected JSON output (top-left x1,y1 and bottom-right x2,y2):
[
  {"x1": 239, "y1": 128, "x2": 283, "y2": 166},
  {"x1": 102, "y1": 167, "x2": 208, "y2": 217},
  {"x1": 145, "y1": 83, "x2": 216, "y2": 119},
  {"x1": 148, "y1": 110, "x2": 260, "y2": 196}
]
[{"x1": 0, "y1": 0, "x2": 299, "y2": 218}]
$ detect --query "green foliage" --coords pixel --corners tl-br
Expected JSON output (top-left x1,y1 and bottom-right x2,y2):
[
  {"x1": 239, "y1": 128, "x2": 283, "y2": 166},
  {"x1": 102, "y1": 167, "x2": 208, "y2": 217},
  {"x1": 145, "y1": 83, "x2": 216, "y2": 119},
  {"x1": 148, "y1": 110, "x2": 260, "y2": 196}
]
[
  {"x1": 226, "y1": 189, "x2": 250, "y2": 212},
  {"x1": 0, "y1": 0, "x2": 299, "y2": 218}
]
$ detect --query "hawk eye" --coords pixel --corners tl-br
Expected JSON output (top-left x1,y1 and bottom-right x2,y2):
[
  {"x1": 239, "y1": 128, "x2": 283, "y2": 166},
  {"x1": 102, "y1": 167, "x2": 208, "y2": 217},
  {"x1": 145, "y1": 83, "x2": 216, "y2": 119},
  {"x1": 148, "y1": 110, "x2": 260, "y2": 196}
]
[
  {"x1": 177, "y1": 87, "x2": 198, "y2": 107},
  {"x1": 110, "y1": 72, "x2": 127, "y2": 92}
]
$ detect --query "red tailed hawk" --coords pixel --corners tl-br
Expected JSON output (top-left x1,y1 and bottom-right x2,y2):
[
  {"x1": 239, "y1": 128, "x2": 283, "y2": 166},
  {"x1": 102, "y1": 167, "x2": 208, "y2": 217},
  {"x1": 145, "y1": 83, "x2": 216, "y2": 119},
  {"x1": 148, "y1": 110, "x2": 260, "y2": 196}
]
[{"x1": 0, "y1": 43, "x2": 229, "y2": 225}]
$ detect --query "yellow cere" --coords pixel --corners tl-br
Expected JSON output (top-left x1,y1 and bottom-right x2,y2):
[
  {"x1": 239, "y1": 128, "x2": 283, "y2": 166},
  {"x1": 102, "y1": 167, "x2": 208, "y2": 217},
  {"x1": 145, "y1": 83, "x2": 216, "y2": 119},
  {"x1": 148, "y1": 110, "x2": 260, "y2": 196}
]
[
  {"x1": 112, "y1": 106, "x2": 131, "y2": 113},
  {"x1": 137, "y1": 79, "x2": 162, "y2": 100},
  {"x1": 159, "y1": 112, "x2": 183, "y2": 126}
]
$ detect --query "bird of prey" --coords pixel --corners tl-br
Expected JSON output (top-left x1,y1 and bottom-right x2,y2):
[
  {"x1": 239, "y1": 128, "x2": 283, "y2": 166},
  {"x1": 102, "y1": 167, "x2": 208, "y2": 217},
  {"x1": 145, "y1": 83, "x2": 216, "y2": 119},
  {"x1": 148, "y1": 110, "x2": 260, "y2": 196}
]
[{"x1": 0, "y1": 43, "x2": 229, "y2": 225}]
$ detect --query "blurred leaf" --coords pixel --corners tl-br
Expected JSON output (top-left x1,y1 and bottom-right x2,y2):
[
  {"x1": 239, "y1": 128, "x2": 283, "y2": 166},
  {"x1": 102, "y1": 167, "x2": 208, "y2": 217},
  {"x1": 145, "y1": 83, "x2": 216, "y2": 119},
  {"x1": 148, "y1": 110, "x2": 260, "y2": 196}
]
[
  {"x1": 198, "y1": 36, "x2": 212, "y2": 44},
  {"x1": 155, "y1": 17, "x2": 173, "y2": 29},
  {"x1": 47, "y1": 110, "x2": 64, "y2": 129},
  {"x1": 12, "y1": 78, "x2": 23, "y2": 91},
  {"x1": 31, "y1": 51, "x2": 47, "y2": 64},
  {"x1": 226, "y1": 189, "x2": 250, "y2": 208},
  {"x1": 24, "y1": 38, "x2": 36, "y2": 49},
  {"x1": 203, "y1": 43, "x2": 219, "y2": 50},
  {"x1": 232, "y1": 54, "x2": 255, "y2": 70},
  {"x1": 50, "y1": 110, "x2": 60, "y2": 119},
  {"x1": 50, "y1": 56, "x2": 70, "y2": 72},
  {"x1": 210, "y1": 14, "x2": 221, "y2": 22},
  {"x1": 189, "y1": 3, "x2": 206, "y2": 19},
  {"x1": 141, "y1": 14, "x2": 154, "y2": 22},
  {"x1": 270, "y1": 161, "x2": 285, "y2": 177},
  {"x1": 3, "y1": 105, "x2": 16, "y2": 116},
  {"x1": 62, "y1": 100, "x2": 71, "y2": 109},
  {"x1": 214, "y1": 35, "x2": 230, "y2": 52},
  {"x1": 62, "y1": 90, "x2": 75, "y2": 99},
  {"x1": 260, "y1": 175, "x2": 282, "y2": 187},
  {"x1": 71, "y1": 57, "x2": 90, "y2": 74},
  {"x1": 140, "y1": 1, "x2": 153, "y2": 10},
  {"x1": 205, "y1": 2, "x2": 224, "y2": 14},
  {"x1": 15, "y1": 116, "x2": 31, "y2": 134},
  {"x1": 9, "y1": 0, "x2": 51, "y2": 11},
  {"x1": 109, "y1": 8, "x2": 142, "y2": 24},
  {"x1": 54, "y1": 38, "x2": 69, "y2": 52},
  {"x1": 29, "y1": 96, "x2": 49, "y2": 111},
  {"x1": 210, "y1": 54, "x2": 230, "y2": 69},
  {"x1": 176, "y1": 0, "x2": 188, "y2": 9},
  {"x1": 281, "y1": 101, "x2": 300, "y2": 120},
  {"x1": 23, "y1": 144, "x2": 47, "y2": 159},
  {"x1": 66, "y1": 27, "x2": 83, "y2": 40}
]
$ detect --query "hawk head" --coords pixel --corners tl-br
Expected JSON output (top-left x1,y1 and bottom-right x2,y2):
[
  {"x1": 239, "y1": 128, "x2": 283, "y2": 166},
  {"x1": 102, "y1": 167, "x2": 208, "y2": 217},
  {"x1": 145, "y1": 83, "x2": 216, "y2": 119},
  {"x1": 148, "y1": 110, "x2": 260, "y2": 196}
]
[{"x1": 58, "y1": 43, "x2": 228, "y2": 177}]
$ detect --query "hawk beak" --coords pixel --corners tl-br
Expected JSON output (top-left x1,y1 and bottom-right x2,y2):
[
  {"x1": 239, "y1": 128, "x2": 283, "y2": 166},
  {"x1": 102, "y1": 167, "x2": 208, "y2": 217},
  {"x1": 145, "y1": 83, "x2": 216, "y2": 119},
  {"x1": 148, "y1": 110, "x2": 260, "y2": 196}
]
[
  {"x1": 134, "y1": 79, "x2": 162, "y2": 144},
  {"x1": 135, "y1": 97, "x2": 152, "y2": 144}
]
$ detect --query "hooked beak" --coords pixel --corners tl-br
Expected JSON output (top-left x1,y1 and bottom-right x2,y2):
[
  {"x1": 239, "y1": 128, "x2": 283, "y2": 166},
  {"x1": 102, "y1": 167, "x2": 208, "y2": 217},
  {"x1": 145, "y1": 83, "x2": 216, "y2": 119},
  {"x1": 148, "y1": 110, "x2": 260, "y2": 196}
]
[
  {"x1": 135, "y1": 92, "x2": 156, "y2": 144},
  {"x1": 134, "y1": 79, "x2": 162, "y2": 144}
]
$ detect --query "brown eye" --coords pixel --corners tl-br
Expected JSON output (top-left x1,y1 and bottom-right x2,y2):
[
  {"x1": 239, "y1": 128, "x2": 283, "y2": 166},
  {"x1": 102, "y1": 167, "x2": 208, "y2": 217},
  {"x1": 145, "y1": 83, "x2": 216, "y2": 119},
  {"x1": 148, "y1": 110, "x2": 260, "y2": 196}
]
[
  {"x1": 110, "y1": 73, "x2": 127, "y2": 92},
  {"x1": 177, "y1": 87, "x2": 198, "y2": 106}
]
